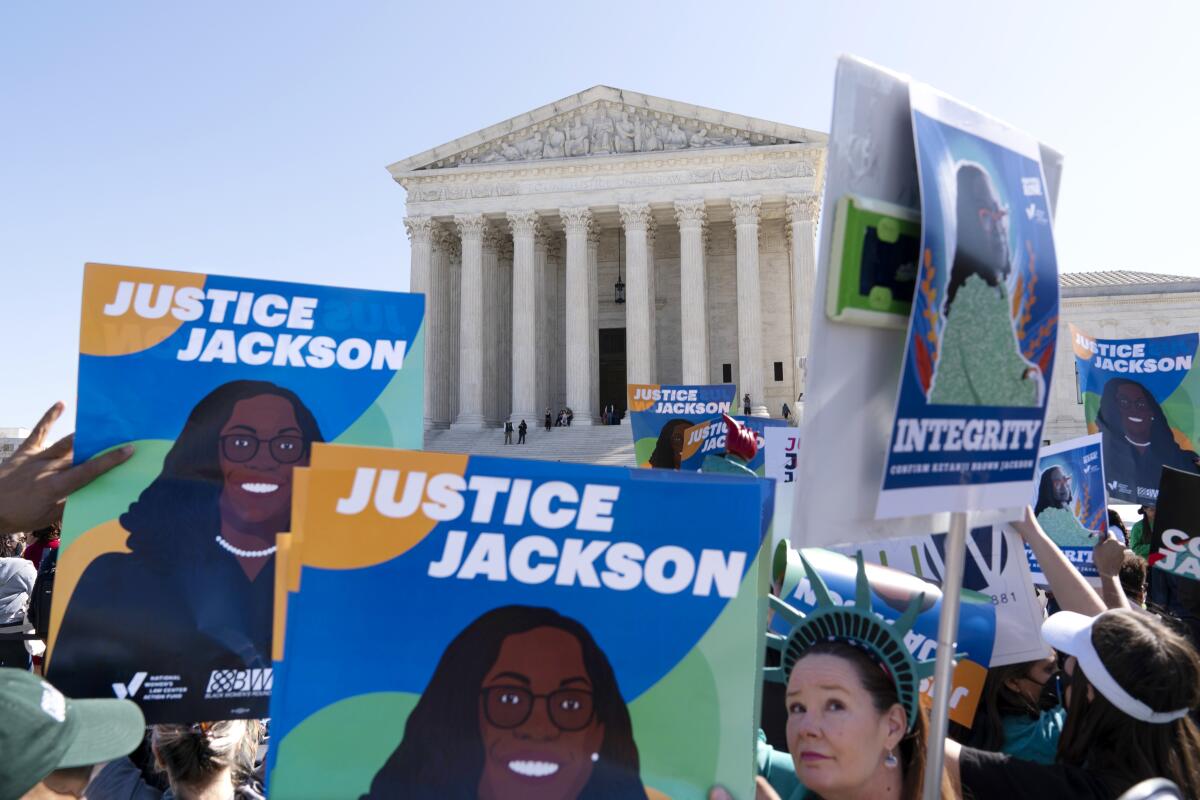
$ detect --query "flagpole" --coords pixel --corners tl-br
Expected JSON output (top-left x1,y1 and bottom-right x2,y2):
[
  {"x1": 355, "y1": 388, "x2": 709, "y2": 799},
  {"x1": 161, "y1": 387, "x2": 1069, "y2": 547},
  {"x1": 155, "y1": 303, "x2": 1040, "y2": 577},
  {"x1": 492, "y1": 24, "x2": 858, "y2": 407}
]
[{"x1": 922, "y1": 510, "x2": 968, "y2": 800}]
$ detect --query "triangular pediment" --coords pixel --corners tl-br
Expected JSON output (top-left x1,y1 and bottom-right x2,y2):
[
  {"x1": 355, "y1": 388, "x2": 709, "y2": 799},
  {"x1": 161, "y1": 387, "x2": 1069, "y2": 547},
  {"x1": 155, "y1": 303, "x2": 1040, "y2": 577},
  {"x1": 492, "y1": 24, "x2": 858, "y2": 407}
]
[{"x1": 388, "y1": 85, "x2": 825, "y2": 174}]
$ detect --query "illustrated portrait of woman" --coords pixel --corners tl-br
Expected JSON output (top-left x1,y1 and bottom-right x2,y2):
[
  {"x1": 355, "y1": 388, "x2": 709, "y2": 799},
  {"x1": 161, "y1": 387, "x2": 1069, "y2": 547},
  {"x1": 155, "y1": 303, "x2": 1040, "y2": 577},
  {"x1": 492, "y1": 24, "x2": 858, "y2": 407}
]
[
  {"x1": 928, "y1": 161, "x2": 1044, "y2": 409},
  {"x1": 648, "y1": 419, "x2": 689, "y2": 470},
  {"x1": 944, "y1": 162, "x2": 1011, "y2": 314},
  {"x1": 1095, "y1": 377, "x2": 1199, "y2": 499},
  {"x1": 50, "y1": 379, "x2": 322, "y2": 704},
  {"x1": 1034, "y1": 465, "x2": 1073, "y2": 516},
  {"x1": 364, "y1": 605, "x2": 645, "y2": 800}
]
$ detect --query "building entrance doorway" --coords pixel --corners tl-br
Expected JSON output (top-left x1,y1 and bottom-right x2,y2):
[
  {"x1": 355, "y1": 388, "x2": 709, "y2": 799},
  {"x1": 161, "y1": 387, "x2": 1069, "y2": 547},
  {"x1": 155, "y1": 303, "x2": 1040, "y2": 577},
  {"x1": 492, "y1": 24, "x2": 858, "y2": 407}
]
[{"x1": 598, "y1": 328, "x2": 627, "y2": 422}]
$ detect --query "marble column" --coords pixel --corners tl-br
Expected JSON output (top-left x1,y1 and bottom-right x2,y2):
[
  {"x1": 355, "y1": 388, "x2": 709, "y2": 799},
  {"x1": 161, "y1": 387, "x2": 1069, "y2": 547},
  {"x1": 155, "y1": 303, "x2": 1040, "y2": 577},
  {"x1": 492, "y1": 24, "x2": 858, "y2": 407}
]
[
  {"x1": 547, "y1": 237, "x2": 565, "y2": 411},
  {"x1": 701, "y1": 224, "x2": 711, "y2": 382},
  {"x1": 507, "y1": 211, "x2": 540, "y2": 424},
  {"x1": 404, "y1": 216, "x2": 436, "y2": 430},
  {"x1": 428, "y1": 224, "x2": 455, "y2": 428},
  {"x1": 534, "y1": 229, "x2": 550, "y2": 417},
  {"x1": 481, "y1": 225, "x2": 503, "y2": 426},
  {"x1": 561, "y1": 207, "x2": 595, "y2": 424},
  {"x1": 586, "y1": 225, "x2": 600, "y2": 422},
  {"x1": 786, "y1": 193, "x2": 820, "y2": 394},
  {"x1": 452, "y1": 214, "x2": 486, "y2": 429},
  {"x1": 497, "y1": 237, "x2": 514, "y2": 422},
  {"x1": 619, "y1": 203, "x2": 655, "y2": 385},
  {"x1": 674, "y1": 200, "x2": 709, "y2": 385},
  {"x1": 446, "y1": 236, "x2": 462, "y2": 425},
  {"x1": 731, "y1": 195, "x2": 768, "y2": 417},
  {"x1": 647, "y1": 217, "x2": 657, "y2": 377}
]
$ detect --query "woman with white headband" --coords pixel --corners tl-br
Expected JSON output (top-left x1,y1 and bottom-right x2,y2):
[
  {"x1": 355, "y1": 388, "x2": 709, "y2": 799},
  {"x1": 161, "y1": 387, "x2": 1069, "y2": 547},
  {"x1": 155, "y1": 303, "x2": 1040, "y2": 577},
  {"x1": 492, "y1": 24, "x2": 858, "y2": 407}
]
[{"x1": 946, "y1": 603, "x2": 1200, "y2": 798}]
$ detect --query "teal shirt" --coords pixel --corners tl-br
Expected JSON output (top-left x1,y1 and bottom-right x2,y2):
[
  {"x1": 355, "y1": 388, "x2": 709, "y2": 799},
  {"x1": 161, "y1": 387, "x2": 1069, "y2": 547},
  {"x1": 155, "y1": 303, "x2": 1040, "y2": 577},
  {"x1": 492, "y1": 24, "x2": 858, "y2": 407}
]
[
  {"x1": 753, "y1": 714, "x2": 1063, "y2": 797},
  {"x1": 1000, "y1": 707, "x2": 1065, "y2": 765},
  {"x1": 756, "y1": 730, "x2": 808, "y2": 800}
]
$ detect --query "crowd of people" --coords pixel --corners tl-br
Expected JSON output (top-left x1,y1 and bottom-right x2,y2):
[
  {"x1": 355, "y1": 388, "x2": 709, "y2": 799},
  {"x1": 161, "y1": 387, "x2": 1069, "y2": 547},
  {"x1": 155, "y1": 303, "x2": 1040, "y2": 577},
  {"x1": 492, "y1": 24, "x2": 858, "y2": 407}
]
[
  {"x1": 543, "y1": 407, "x2": 575, "y2": 430},
  {"x1": 728, "y1": 507, "x2": 1200, "y2": 800},
  {"x1": 500, "y1": 406, "x2": 626, "y2": 441},
  {"x1": 1, "y1": 401, "x2": 1198, "y2": 799}
]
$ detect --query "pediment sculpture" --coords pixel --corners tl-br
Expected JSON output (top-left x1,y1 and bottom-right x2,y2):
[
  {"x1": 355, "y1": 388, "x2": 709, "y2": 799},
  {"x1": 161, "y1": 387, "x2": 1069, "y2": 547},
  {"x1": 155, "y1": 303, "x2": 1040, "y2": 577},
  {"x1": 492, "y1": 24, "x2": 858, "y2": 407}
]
[{"x1": 430, "y1": 103, "x2": 793, "y2": 169}]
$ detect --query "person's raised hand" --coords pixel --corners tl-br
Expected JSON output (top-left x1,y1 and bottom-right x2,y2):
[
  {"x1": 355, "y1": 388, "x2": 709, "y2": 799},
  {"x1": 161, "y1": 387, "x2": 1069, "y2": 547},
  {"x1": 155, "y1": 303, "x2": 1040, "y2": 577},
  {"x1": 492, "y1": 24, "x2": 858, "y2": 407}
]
[
  {"x1": 1009, "y1": 505, "x2": 1041, "y2": 541},
  {"x1": 0, "y1": 402, "x2": 133, "y2": 534},
  {"x1": 1094, "y1": 532, "x2": 1127, "y2": 579},
  {"x1": 708, "y1": 778, "x2": 783, "y2": 800}
]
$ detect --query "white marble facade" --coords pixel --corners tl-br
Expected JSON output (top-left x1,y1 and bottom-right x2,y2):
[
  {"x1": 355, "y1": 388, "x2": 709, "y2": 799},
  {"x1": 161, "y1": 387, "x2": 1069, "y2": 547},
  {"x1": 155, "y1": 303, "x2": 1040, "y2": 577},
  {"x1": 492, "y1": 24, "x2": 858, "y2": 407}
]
[{"x1": 394, "y1": 86, "x2": 827, "y2": 428}]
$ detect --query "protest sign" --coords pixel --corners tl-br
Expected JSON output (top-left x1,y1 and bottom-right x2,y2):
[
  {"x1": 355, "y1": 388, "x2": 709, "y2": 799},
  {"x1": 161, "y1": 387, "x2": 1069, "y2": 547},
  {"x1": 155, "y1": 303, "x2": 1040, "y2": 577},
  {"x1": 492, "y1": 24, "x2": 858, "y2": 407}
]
[
  {"x1": 1021, "y1": 433, "x2": 1108, "y2": 585},
  {"x1": 851, "y1": 525, "x2": 1048, "y2": 667},
  {"x1": 1070, "y1": 325, "x2": 1200, "y2": 505},
  {"x1": 46, "y1": 262, "x2": 424, "y2": 723},
  {"x1": 627, "y1": 383, "x2": 735, "y2": 469},
  {"x1": 876, "y1": 84, "x2": 1060, "y2": 519},
  {"x1": 763, "y1": 427, "x2": 799, "y2": 550},
  {"x1": 772, "y1": 547, "x2": 995, "y2": 726},
  {"x1": 269, "y1": 446, "x2": 773, "y2": 799},
  {"x1": 794, "y1": 56, "x2": 1065, "y2": 547},
  {"x1": 679, "y1": 415, "x2": 786, "y2": 475},
  {"x1": 1149, "y1": 467, "x2": 1200, "y2": 581}
]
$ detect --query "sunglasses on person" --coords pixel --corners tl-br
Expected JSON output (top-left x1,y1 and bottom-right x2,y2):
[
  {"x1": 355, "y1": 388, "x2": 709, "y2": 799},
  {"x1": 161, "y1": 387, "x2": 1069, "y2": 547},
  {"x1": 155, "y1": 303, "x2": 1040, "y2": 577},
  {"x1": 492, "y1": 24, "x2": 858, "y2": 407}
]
[
  {"x1": 220, "y1": 434, "x2": 306, "y2": 464},
  {"x1": 480, "y1": 685, "x2": 595, "y2": 731},
  {"x1": 978, "y1": 206, "x2": 1008, "y2": 226}
]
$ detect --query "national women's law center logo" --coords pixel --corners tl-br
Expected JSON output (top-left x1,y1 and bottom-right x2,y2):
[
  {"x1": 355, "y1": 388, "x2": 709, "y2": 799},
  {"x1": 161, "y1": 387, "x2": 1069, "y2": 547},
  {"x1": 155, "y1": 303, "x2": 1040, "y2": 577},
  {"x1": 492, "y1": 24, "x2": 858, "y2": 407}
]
[
  {"x1": 112, "y1": 671, "x2": 147, "y2": 699},
  {"x1": 205, "y1": 668, "x2": 273, "y2": 699},
  {"x1": 111, "y1": 672, "x2": 188, "y2": 702}
]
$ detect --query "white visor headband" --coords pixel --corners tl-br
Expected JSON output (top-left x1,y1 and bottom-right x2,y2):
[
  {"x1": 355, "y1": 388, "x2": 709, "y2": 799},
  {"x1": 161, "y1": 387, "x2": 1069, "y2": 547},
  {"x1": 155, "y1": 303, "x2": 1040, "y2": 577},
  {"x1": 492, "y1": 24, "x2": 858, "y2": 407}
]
[{"x1": 1042, "y1": 610, "x2": 1191, "y2": 724}]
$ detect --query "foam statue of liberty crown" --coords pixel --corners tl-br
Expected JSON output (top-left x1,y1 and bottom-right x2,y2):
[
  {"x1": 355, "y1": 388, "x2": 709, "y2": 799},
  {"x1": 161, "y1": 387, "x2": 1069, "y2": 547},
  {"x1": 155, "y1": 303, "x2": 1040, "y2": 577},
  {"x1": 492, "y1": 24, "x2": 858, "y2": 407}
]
[
  {"x1": 765, "y1": 542, "x2": 943, "y2": 732},
  {"x1": 699, "y1": 413, "x2": 759, "y2": 477}
]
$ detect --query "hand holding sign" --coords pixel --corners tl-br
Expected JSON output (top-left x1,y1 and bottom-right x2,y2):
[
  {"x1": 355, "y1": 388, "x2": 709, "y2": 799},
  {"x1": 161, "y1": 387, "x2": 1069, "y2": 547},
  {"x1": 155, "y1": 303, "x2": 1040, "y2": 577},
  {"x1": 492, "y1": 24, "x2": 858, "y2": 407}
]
[
  {"x1": 0, "y1": 402, "x2": 133, "y2": 534},
  {"x1": 1093, "y1": 535, "x2": 1126, "y2": 579},
  {"x1": 1011, "y1": 505, "x2": 1105, "y2": 617},
  {"x1": 1008, "y1": 504, "x2": 1040, "y2": 542},
  {"x1": 1026, "y1": 433, "x2": 1109, "y2": 585},
  {"x1": 708, "y1": 779, "x2": 782, "y2": 800}
]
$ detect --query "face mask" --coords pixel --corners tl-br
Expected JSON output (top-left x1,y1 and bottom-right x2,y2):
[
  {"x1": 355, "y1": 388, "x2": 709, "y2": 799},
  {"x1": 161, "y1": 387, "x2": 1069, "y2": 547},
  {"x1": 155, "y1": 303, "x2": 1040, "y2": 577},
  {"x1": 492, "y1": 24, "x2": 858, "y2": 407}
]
[{"x1": 1037, "y1": 672, "x2": 1063, "y2": 711}]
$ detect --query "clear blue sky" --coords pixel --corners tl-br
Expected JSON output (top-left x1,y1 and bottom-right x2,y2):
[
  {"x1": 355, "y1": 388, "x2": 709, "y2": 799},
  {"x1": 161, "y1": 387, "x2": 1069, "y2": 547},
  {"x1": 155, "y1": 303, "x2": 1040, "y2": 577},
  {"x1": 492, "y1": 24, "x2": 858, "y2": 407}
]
[{"x1": 2, "y1": 1, "x2": 1197, "y2": 430}]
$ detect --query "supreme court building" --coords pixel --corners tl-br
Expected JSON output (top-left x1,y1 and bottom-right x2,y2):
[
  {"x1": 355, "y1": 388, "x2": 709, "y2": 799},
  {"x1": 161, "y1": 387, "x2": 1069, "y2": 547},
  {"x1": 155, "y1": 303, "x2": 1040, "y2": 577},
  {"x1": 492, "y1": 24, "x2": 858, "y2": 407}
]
[{"x1": 392, "y1": 86, "x2": 827, "y2": 429}]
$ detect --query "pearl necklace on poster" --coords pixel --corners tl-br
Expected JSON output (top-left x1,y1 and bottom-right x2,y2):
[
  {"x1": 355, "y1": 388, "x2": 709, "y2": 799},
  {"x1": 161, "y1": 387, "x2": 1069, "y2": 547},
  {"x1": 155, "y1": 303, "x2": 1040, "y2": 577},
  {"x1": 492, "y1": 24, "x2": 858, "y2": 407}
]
[{"x1": 215, "y1": 535, "x2": 276, "y2": 559}]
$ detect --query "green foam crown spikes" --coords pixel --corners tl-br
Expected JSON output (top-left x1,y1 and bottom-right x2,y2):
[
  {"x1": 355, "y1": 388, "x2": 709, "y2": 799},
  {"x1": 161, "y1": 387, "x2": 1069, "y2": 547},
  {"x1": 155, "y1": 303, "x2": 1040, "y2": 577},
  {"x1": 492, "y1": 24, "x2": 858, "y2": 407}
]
[{"x1": 765, "y1": 545, "x2": 941, "y2": 733}]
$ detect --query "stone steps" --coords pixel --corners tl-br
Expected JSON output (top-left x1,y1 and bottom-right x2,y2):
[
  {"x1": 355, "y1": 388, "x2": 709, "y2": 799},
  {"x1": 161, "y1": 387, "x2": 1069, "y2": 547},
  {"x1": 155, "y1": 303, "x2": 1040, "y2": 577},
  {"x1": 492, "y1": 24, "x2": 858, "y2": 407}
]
[{"x1": 424, "y1": 423, "x2": 637, "y2": 467}]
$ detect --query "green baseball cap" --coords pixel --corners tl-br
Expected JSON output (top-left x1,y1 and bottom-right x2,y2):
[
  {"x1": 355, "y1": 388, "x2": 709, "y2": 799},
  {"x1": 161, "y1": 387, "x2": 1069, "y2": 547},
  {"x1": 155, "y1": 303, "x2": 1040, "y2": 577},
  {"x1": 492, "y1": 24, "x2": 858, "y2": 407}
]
[{"x1": 0, "y1": 668, "x2": 146, "y2": 799}]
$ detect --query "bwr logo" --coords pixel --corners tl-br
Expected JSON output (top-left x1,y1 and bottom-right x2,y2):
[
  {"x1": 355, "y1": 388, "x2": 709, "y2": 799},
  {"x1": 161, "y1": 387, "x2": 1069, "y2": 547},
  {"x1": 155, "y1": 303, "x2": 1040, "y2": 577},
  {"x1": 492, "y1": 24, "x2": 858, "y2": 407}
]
[{"x1": 205, "y1": 669, "x2": 272, "y2": 697}]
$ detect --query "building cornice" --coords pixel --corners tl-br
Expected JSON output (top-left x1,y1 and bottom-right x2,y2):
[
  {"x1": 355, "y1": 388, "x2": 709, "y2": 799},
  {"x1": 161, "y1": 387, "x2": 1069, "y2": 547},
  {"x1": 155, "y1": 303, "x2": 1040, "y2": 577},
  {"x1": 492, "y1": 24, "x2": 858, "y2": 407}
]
[
  {"x1": 399, "y1": 146, "x2": 823, "y2": 208},
  {"x1": 394, "y1": 141, "x2": 823, "y2": 185},
  {"x1": 388, "y1": 85, "x2": 826, "y2": 174},
  {"x1": 1061, "y1": 280, "x2": 1200, "y2": 299}
]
